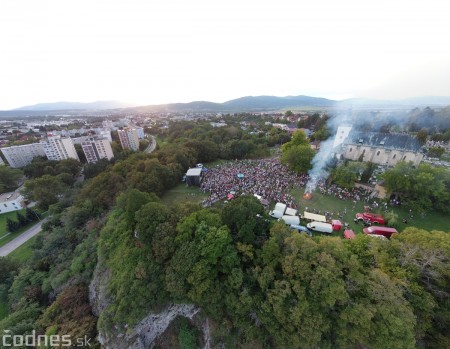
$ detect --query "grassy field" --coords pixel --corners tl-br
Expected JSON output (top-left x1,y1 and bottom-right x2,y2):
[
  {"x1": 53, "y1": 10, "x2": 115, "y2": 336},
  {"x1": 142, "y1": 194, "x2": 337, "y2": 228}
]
[
  {"x1": 163, "y1": 159, "x2": 449, "y2": 235},
  {"x1": 0, "y1": 209, "x2": 26, "y2": 235},
  {"x1": 7, "y1": 233, "x2": 39, "y2": 263},
  {"x1": 154, "y1": 136, "x2": 169, "y2": 149},
  {"x1": 291, "y1": 187, "x2": 449, "y2": 235},
  {"x1": 162, "y1": 183, "x2": 209, "y2": 206}
]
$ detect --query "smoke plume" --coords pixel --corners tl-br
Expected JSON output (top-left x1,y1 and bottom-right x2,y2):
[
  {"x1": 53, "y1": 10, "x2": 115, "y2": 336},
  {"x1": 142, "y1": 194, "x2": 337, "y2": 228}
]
[
  {"x1": 305, "y1": 137, "x2": 335, "y2": 193},
  {"x1": 304, "y1": 103, "x2": 445, "y2": 193},
  {"x1": 305, "y1": 110, "x2": 351, "y2": 193}
]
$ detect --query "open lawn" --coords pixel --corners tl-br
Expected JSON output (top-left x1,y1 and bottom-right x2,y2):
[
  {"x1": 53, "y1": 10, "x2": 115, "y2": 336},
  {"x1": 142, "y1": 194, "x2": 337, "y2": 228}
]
[
  {"x1": 162, "y1": 183, "x2": 209, "y2": 207},
  {"x1": 162, "y1": 160, "x2": 235, "y2": 206},
  {"x1": 154, "y1": 136, "x2": 169, "y2": 149},
  {"x1": 0, "y1": 209, "x2": 26, "y2": 235},
  {"x1": 290, "y1": 187, "x2": 449, "y2": 235},
  {"x1": 7, "y1": 233, "x2": 40, "y2": 263},
  {"x1": 164, "y1": 158, "x2": 449, "y2": 235}
]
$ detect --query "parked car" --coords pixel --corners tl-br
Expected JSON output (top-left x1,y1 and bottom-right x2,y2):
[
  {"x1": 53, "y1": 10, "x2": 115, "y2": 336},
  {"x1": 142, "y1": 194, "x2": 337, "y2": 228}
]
[
  {"x1": 290, "y1": 224, "x2": 312, "y2": 236},
  {"x1": 279, "y1": 215, "x2": 300, "y2": 226},
  {"x1": 355, "y1": 212, "x2": 386, "y2": 225}
]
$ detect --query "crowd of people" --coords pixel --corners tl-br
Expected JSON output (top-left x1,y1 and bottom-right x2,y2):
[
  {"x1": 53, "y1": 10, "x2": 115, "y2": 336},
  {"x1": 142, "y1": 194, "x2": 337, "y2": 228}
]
[
  {"x1": 200, "y1": 159, "x2": 306, "y2": 207},
  {"x1": 199, "y1": 159, "x2": 375, "y2": 211},
  {"x1": 316, "y1": 181, "x2": 374, "y2": 203}
]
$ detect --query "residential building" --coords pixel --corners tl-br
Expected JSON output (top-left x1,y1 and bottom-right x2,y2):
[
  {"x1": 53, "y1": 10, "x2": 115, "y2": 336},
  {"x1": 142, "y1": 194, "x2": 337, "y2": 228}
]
[
  {"x1": 136, "y1": 127, "x2": 145, "y2": 139},
  {"x1": 118, "y1": 128, "x2": 139, "y2": 151},
  {"x1": 0, "y1": 191, "x2": 24, "y2": 214},
  {"x1": 81, "y1": 137, "x2": 114, "y2": 163},
  {"x1": 71, "y1": 136, "x2": 90, "y2": 144},
  {"x1": 97, "y1": 129, "x2": 112, "y2": 142},
  {"x1": 1, "y1": 143, "x2": 46, "y2": 168},
  {"x1": 41, "y1": 136, "x2": 79, "y2": 161}
]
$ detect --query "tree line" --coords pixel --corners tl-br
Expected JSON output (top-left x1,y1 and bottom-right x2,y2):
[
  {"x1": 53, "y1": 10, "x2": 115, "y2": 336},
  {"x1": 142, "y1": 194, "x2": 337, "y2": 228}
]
[
  {"x1": 98, "y1": 192, "x2": 450, "y2": 348},
  {"x1": 5, "y1": 208, "x2": 41, "y2": 233}
]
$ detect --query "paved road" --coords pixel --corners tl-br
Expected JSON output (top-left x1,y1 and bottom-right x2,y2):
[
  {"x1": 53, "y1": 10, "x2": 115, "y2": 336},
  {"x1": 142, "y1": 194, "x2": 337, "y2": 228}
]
[
  {"x1": 0, "y1": 219, "x2": 46, "y2": 257},
  {"x1": 144, "y1": 135, "x2": 157, "y2": 153}
]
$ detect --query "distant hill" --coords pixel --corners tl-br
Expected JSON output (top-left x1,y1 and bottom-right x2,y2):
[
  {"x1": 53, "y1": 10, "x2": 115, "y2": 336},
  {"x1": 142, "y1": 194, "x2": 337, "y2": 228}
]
[
  {"x1": 128, "y1": 95, "x2": 336, "y2": 113},
  {"x1": 14, "y1": 100, "x2": 133, "y2": 111},
  {"x1": 223, "y1": 95, "x2": 335, "y2": 110},
  {"x1": 128, "y1": 95, "x2": 450, "y2": 113},
  {"x1": 3, "y1": 95, "x2": 450, "y2": 116}
]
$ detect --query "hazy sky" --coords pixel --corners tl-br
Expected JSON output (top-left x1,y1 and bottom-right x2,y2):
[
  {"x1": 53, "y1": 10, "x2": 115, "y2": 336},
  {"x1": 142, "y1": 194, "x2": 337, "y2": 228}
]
[{"x1": 0, "y1": 0, "x2": 449, "y2": 109}]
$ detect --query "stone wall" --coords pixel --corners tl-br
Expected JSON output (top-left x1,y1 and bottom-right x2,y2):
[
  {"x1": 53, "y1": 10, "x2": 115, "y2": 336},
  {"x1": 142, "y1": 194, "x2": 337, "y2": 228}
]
[{"x1": 343, "y1": 145, "x2": 423, "y2": 166}]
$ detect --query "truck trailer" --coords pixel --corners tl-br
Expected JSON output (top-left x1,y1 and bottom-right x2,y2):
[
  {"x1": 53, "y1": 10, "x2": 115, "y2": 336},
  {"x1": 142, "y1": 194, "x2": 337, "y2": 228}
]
[{"x1": 306, "y1": 221, "x2": 333, "y2": 234}]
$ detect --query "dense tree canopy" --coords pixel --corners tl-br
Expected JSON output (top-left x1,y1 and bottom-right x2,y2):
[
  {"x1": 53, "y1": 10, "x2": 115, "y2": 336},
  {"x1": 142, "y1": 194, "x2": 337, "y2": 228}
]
[
  {"x1": 280, "y1": 130, "x2": 315, "y2": 173},
  {"x1": 281, "y1": 144, "x2": 315, "y2": 173},
  {"x1": 331, "y1": 162, "x2": 366, "y2": 189},
  {"x1": 21, "y1": 174, "x2": 69, "y2": 210},
  {"x1": 383, "y1": 162, "x2": 450, "y2": 213},
  {"x1": 0, "y1": 166, "x2": 22, "y2": 193}
]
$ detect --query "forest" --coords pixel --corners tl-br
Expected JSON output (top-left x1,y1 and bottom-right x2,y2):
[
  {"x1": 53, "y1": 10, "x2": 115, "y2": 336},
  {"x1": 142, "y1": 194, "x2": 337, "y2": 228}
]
[{"x1": 0, "y1": 118, "x2": 449, "y2": 348}]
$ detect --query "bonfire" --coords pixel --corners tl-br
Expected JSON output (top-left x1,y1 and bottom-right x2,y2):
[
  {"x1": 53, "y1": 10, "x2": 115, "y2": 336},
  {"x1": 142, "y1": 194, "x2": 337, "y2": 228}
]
[{"x1": 303, "y1": 192, "x2": 313, "y2": 200}]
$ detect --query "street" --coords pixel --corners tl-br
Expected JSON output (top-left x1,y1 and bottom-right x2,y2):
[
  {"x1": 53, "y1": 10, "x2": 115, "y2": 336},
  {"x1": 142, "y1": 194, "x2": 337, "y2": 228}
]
[{"x1": 0, "y1": 219, "x2": 46, "y2": 257}]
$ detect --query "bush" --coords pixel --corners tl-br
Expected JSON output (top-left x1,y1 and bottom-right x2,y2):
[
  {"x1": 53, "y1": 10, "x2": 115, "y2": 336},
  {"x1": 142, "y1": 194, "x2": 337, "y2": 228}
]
[{"x1": 178, "y1": 322, "x2": 199, "y2": 349}]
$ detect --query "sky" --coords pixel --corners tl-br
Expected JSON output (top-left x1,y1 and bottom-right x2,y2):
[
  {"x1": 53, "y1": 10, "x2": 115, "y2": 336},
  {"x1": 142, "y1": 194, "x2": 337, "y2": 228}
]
[{"x1": 0, "y1": 0, "x2": 449, "y2": 110}]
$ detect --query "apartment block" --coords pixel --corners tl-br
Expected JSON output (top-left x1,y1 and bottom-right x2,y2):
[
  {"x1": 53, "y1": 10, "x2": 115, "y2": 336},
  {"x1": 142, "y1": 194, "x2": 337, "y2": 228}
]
[
  {"x1": 81, "y1": 137, "x2": 114, "y2": 163},
  {"x1": 118, "y1": 128, "x2": 139, "y2": 151},
  {"x1": 1, "y1": 143, "x2": 46, "y2": 168},
  {"x1": 136, "y1": 127, "x2": 145, "y2": 139},
  {"x1": 40, "y1": 136, "x2": 79, "y2": 161}
]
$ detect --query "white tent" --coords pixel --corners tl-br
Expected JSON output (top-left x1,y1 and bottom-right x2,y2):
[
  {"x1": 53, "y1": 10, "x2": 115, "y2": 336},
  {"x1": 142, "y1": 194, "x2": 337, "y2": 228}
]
[{"x1": 302, "y1": 211, "x2": 327, "y2": 222}]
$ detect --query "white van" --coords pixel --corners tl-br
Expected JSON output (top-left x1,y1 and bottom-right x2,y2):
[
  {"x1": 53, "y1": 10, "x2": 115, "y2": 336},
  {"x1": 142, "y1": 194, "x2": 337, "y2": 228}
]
[
  {"x1": 269, "y1": 210, "x2": 284, "y2": 219},
  {"x1": 306, "y1": 221, "x2": 333, "y2": 234},
  {"x1": 279, "y1": 215, "x2": 300, "y2": 226},
  {"x1": 274, "y1": 203, "x2": 287, "y2": 214}
]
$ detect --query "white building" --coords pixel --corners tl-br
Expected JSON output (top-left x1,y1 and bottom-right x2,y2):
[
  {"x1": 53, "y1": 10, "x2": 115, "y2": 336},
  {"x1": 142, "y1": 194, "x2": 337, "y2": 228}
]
[
  {"x1": 335, "y1": 130, "x2": 424, "y2": 167},
  {"x1": 136, "y1": 127, "x2": 145, "y2": 139},
  {"x1": 1, "y1": 143, "x2": 46, "y2": 168},
  {"x1": 71, "y1": 136, "x2": 90, "y2": 144},
  {"x1": 96, "y1": 129, "x2": 112, "y2": 142},
  {"x1": 41, "y1": 136, "x2": 79, "y2": 161},
  {"x1": 118, "y1": 128, "x2": 139, "y2": 151},
  {"x1": 333, "y1": 125, "x2": 353, "y2": 148},
  {"x1": 0, "y1": 191, "x2": 24, "y2": 214},
  {"x1": 81, "y1": 137, "x2": 114, "y2": 163}
]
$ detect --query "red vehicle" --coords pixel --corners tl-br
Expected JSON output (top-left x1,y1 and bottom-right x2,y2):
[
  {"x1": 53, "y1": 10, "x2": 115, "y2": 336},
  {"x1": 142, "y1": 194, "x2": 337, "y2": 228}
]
[
  {"x1": 331, "y1": 220, "x2": 343, "y2": 231},
  {"x1": 363, "y1": 226, "x2": 398, "y2": 239},
  {"x1": 343, "y1": 229, "x2": 355, "y2": 239},
  {"x1": 355, "y1": 212, "x2": 386, "y2": 225}
]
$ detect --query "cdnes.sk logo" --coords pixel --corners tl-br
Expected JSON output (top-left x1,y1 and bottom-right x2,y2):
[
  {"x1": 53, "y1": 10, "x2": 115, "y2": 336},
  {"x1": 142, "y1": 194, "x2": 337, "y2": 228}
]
[{"x1": 1, "y1": 330, "x2": 91, "y2": 347}]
